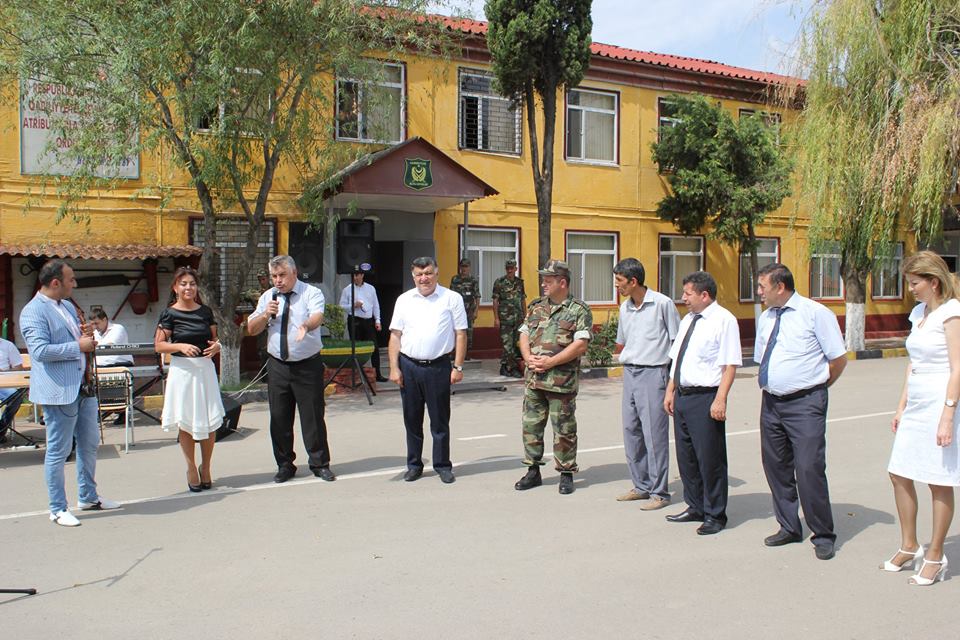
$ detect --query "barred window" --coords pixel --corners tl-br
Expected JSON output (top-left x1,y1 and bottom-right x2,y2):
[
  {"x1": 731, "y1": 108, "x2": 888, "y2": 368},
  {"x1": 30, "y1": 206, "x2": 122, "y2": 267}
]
[
  {"x1": 458, "y1": 69, "x2": 521, "y2": 155},
  {"x1": 190, "y1": 218, "x2": 277, "y2": 307}
]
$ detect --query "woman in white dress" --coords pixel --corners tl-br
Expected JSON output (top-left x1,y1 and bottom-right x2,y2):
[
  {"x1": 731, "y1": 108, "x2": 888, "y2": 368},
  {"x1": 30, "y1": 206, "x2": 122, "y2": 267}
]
[
  {"x1": 155, "y1": 267, "x2": 225, "y2": 492},
  {"x1": 885, "y1": 251, "x2": 960, "y2": 586}
]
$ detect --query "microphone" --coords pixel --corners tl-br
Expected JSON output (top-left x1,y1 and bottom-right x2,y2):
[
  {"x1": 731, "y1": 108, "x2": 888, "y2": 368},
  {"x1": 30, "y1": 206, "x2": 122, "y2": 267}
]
[{"x1": 270, "y1": 289, "x2": 279, "y2": 319}]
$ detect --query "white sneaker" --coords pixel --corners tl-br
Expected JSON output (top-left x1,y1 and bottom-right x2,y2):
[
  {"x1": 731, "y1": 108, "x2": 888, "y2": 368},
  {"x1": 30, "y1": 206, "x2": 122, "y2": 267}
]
[
  {"x1": 50, "y1": 510, "x2": 81, "y2": 527},
  {"x1": 77, "y1": 496, "x2": 121, "y2": 511}
]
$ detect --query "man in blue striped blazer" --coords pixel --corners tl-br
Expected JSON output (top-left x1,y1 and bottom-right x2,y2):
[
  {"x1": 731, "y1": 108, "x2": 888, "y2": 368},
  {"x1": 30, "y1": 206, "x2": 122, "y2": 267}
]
[{"x1": 19, "y1": 260, "x2": 120, "y2": 526}]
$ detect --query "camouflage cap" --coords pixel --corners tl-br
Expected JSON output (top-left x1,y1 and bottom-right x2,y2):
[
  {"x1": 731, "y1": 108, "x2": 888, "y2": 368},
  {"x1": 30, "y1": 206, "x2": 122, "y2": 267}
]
[
  {"x1": 458, "y1": 257, "x2": 471, "y2": 267},
  {"x1": 505, "y1": 258, "x2": 518, "y2": 268},
  {"x1": 538, "y1": 259, "x2": 570, "y2": 278},
  {"x1": 256, "y1": 269, "x2": 268, "y2": 278}
]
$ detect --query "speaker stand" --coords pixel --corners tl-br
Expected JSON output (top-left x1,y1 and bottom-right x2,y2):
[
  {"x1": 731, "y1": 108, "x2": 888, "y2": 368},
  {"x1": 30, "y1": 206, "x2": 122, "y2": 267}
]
[{"x1": 323, "y1": 284, "x2": 375, "y2": 405}]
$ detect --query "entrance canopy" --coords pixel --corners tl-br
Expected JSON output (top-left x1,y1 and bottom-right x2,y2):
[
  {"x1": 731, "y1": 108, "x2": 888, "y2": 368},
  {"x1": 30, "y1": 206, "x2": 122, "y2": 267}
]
[
  {"x1": 323, "y1": 137, "x2": 498, "y2": 212},
  {"x1": 0, "y1": 243, "x2": 202, "y2": 260}
]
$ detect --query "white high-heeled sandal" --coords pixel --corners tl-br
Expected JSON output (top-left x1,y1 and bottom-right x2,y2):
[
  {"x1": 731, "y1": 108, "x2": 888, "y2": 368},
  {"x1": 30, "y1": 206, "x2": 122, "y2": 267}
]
[
  {"x1": 880, "y1": 546, "x2": 924, "y2": 572},
  {"x1": 908, "y1": 555, "x2": 948, "y2": 586}
]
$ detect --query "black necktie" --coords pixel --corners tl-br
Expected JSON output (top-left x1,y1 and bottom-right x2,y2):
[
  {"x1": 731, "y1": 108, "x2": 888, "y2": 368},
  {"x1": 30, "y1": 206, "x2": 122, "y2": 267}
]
[
  {"x1": 279, "y1": 291, "x2": 293, "y2": 361},
  {"x1": 758, "y1": 307, "x2": 785, "y2": 388},
  {"x1": 673, "y1": 313, "x2": 702, "y2": 386}
]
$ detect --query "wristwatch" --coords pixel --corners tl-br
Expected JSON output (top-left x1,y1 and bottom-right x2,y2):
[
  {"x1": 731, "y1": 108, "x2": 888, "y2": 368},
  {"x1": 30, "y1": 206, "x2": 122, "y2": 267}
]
[
  {"x1": 946, "y1": 398, "x2": 957, "y2": 408},
  {"x1": 453, "y1": 364, "x2": 463, "y2": 372}
]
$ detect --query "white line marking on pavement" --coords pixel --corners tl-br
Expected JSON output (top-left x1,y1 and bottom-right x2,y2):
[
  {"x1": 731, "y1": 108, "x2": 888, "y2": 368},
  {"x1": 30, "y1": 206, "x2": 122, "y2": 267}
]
[
  {"x1": 458, "y1": 434, "x2": 507, "y2": 441},
  {"x1": 0, "y1": 410, "x2": 895, "y2": 522}
]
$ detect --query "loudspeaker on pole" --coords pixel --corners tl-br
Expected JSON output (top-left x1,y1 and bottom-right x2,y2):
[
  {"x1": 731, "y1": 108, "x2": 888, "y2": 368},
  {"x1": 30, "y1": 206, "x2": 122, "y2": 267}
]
[{"x1": 336, "y1": 219, "x2": 375, "y2": 274}]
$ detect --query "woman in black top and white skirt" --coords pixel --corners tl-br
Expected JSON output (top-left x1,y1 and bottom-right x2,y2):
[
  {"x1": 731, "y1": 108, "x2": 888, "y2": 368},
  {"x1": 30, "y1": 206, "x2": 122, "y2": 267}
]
[{"x1": 155, "y1": 267, "x2": 225, "y2": 492}]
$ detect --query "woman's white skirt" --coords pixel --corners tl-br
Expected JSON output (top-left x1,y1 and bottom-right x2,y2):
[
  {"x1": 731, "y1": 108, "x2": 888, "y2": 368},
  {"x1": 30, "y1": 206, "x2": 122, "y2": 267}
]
[
  {"x1": 161, "y1": 357, "x2": 226, "y2": 440},
  {"x1": 888, "y1": 369, "x2": 960, "y2": 486}
]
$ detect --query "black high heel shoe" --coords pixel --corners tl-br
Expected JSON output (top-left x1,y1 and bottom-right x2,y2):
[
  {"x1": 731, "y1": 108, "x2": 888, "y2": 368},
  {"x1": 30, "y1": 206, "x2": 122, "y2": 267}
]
[
  {"x1": 199, "y1": 465, "x2": 212, "y2": 490},
  {"x1": 187, "y1": 472, "x2": 202, "y2": 493}
]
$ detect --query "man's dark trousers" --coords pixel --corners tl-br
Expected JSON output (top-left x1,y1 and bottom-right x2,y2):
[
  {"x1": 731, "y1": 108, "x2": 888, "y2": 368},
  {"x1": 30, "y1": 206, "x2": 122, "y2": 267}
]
[
  {"x1": 267, "y1": 354, "x2": 331, "y2": 471},
  {"x1": 674, "y1": 389, "x2": 728, "y2": 523},
  {"x1": 347, "y1": 316, "x2": 381, "y2": 374},
  {"x1": 399, "y1": 355, "x2": 452, "y2": 471},
  {"x1": 760, "y1": 387, "x2": 835, "y2": 544}
]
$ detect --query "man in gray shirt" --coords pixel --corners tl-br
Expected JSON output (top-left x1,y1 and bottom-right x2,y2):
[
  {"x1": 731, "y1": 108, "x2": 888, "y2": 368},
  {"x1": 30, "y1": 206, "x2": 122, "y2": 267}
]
[{"x1": 614, "y1": 258, "x2": 680, "y2": 509}]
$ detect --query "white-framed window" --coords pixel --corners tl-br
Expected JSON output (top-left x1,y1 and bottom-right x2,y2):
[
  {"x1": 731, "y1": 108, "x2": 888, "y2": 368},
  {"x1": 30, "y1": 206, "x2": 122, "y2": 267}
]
[
  {"x1": 566, "y1": 232, "x2": 617, "y2": 303},
  {"x1": 872, "y1": 242, "x2": 904, "y2": 299},
  {"x1": 458, "y1": 69, "x2": 521, "y2": 155},
  {"x1": 657, "y1": 96, "x2": 681, "y2": 142},
  {"x1": 810, "y1": 242, "x2": 844, "y2": 299},
  {"x1": 460, "y1": 227, "x2": 520, "y2": 302},
  {"x1": 190, "y1": 218, "x2": 277, "y2": 306},
  {"x1": 196, "y1": 68, "x2": 271, "y2": 134},
  {"x1": 738, "y1": 108, "x2": 782, "y2": 143},
  {"x1": 566, "y1": 88, "x2": 618, "y2": 164},
  {"x1": 335, "y1": 62, "x2": 405, "y2": 144},
  {"x1": 659, "y1": 235, "x2": 704, "y2": 302},
  {"x1": 739, "y1": 238, "x2": 780, "y2": 301}
]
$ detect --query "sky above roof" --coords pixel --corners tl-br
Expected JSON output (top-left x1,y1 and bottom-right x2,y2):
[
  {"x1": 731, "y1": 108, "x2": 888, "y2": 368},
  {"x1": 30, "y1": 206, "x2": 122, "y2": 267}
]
[{"x1": 437, "y1": 0, "x2": 814, "y2": 76}]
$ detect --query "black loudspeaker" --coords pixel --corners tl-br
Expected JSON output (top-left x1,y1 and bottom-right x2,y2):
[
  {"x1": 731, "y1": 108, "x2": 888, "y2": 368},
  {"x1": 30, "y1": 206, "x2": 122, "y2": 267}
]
[
  {"x1": 215, "y1": 394, "x2": 242, "y2": 442},
  {"x1": 336, "y1": 219, "x2": 374, "y2": 274},
  {"x1": 289, "y1": 222, "x2": 324, "y2": 283}
]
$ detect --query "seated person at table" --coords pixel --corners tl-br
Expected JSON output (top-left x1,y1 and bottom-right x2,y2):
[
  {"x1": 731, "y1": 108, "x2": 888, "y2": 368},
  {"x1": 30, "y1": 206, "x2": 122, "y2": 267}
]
[
  {"x1": 91, "y1": 310, "x2": 133, "y2": 425},
  {"x1": 0, "y1": 335, "x2": 25, "y2": 442}
]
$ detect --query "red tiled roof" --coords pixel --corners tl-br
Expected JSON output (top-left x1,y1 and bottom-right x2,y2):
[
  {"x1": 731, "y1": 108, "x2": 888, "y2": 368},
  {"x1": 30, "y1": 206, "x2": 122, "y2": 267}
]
[
  {"x1": 0, "y1": 243, "x2": 203, "y2": 260},
  {"x1": 440, "y1": 15, "x2": 800, "y2": 86}
]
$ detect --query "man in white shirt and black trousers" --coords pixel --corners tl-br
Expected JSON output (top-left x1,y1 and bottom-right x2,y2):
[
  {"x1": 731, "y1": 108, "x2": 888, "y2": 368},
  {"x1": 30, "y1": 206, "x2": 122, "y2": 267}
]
[
  {"x1": 755, "y1": 263, "x2": 847, "y2": 561},
  {"x1": 664, "y1": 271, "x2": 742, "y2": 536},
  {"x1": 339, "y1": 267, "x2": 387, "y2": 382},
  {"x1": 247, "y1": 255, "x2": 335, "y2": 483},
  {"x1": 388, "y1": 257, "x2": 467, "y2": 484}
]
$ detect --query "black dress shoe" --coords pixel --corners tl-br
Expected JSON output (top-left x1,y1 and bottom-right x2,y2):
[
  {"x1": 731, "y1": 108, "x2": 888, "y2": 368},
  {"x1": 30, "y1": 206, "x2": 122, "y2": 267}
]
[
  {"x1": 514, "y1": 466, "x2": 542, "y2": 491},
  {"x1": 437, "y1": 468, "x2": 456, "y2": 484},
  {"x1": 273, "y1": 466, "x2": 297, "y2": 483},
  {"x1": 764, "y1": 529, "x2": 803, "y2": 546},
  {"x1": 697, "y1": 519, "x2": 725, "y2": 535},
  {"x1": 313, "y1": 467, "x2": 336, "y2": 482},
  {"x1": 375, "y1": 375, "x2": 389, "y2": 382},
  {"x1": 665, "y1": 509, "x2": 705, "y2": 523},
  {"x1": 558, "y1": 472, "x2": 574, "y2": 495},
  {"x1": 403, "y1": 467, "x2": 423, "y2": 482},
  {"x1": 815, "y1": 543, "x2": 835, "y2": 560},
  {"x1": 499, "y1": 365, "x2": 510, "y2": 377}
]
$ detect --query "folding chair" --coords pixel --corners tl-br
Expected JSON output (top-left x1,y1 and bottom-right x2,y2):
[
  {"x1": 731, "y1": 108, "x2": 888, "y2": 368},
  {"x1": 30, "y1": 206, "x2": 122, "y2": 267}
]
[
  {"x1": 97, "y1": 369, "x2": 135, "y2": 452},
  {"x1": 0, "y1": 388, "x2": 39, "y2": 447}
]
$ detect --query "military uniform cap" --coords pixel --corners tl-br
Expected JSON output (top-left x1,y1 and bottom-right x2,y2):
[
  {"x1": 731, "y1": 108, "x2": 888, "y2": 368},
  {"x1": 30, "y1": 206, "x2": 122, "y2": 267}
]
[
  {"x1": 505, "y1": 258, "x2": 518, "y2": 268},
  {"x1": 538, "y1": 259, "x2": 570, "y2": 278},
  {"x1": 458, "y1": 257, "x2": 471, "y2": 267},
  {"x1": 256, "y1": 269, "x2": 268, "y2": 278}
]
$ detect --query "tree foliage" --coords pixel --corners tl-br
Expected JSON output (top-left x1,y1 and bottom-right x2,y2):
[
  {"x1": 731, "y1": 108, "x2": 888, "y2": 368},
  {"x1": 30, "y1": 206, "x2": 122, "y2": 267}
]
[
  {"x1": 0, "y1": 0, "x2": 449, "y2": 384},
  {"x1": 651, "y1": 94, "x2": 792, "y2": 300},
  {"x1": 485, "y1": 0, "x2": 592, "y2": 268},
  {"x1": 785, "y1": 0, "x2": 960, "y2": 349}
]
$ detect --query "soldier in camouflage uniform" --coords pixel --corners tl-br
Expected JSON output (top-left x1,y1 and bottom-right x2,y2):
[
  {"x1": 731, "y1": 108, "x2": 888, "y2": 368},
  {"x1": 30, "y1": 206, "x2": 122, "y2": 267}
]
[
  {"x1": 449, "y1": 258, "x2": 480, "y2": 349},
  {"x1": 491, "y1": 258, "x2": 526, "y2": 377},
  {"x1": 242, "y1": 269, "x2": 271, "y2": 365},
  {"x1": 515, "y1": 259, "x2": 592, "y2": 495}
]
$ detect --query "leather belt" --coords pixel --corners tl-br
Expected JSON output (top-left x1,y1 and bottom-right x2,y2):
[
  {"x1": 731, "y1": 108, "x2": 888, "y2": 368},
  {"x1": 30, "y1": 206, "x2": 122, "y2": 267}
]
[
  {"x1": 624, "y1": 363, "x2": 669, "y2": 369},
  {"x1": 677, "y1": 385, "x2": 718, "y2": 396},
  {"x1": 400, "y1": 353, "x2": 450, "y2": 366},
  {"x1": 767, "y1": 382, "x2": 827, "y2": 402}
]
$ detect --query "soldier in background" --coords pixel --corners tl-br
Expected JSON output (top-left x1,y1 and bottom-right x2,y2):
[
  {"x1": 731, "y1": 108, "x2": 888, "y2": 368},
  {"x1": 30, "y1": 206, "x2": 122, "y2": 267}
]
[
  {"x1": 449, "y1": 258, "x2": 480, "y2": 350},
  {"x1": 514, "y1": 260, "x2": 592, "y2": 495},
  {"x1": 491, "y1": 258, "x2": 526, "y2": 377},
  {"x1": 243, "y1": 269, "x2": 272, "y2": 366}
]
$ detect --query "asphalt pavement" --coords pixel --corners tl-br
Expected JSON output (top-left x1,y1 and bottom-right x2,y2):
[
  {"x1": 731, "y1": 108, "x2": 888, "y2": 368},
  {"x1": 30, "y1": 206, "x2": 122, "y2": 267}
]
[{"x1": 0, "y1": 356, "x2": 951, "y2": 639}]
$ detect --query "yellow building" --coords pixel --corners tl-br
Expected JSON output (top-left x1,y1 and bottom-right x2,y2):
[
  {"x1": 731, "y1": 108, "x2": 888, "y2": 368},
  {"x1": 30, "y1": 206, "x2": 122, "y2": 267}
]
[{"x1": 0, "y1": 15, "x2": 917, "y2": 364}]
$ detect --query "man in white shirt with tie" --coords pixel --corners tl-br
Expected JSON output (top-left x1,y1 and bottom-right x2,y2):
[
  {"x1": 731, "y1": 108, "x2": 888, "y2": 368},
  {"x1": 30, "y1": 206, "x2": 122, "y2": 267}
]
[
  {"x1": 755, "y1": 262, "x2": 847, "y2": 560},
  {"x1": 664, "y1": 271, "x2": 741, "y2": 535},
  {"x1": 339, "y1": 268, "x2": 386, "y2": 382},
  {"x1": 247, "y1": 255, "x2": 335, "y2": 484},
  {"x1": 388, "y1": 257, "x2": 467, "y2": 484}
]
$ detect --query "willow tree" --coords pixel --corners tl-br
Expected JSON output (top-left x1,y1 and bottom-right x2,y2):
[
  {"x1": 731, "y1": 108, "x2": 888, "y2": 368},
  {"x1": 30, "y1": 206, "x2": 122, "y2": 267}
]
[
  {"x1": 485, "y1": 0, "x2": 592, "y2": 267},
  {"x1": 786, "y1": 0, "x2": 960, "y2": 350},
  {"x1": 0, "y1": 0, "x2": 449, "y2": 384}
]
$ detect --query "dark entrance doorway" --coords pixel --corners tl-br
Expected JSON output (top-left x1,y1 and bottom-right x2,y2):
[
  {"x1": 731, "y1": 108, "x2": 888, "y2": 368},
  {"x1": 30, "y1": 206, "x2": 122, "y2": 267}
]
[{"x1": 365, "y1": 240, "x2": 404, "y2": 348}]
